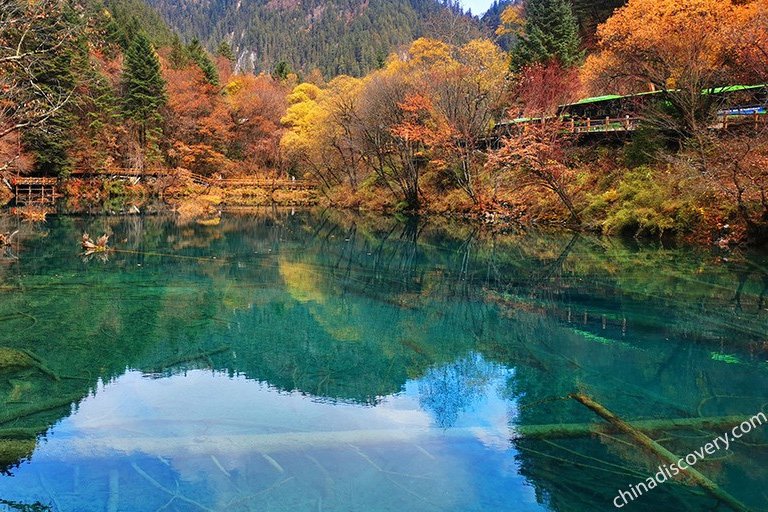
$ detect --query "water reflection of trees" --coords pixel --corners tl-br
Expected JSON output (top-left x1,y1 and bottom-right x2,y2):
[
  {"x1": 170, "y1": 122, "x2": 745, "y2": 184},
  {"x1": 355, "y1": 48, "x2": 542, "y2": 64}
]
[
  {"x1": 0, "y1": 209, "x2": 767, "y2": 511},
  {"x1": 418, "y1": 354, "x2": 505, "y2": 428}
]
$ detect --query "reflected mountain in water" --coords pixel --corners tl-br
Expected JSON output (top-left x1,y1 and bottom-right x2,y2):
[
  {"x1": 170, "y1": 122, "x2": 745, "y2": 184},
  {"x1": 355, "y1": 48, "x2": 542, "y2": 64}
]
[{"x1": 0, "y1": 209, "x2": 766, "y2": 511}]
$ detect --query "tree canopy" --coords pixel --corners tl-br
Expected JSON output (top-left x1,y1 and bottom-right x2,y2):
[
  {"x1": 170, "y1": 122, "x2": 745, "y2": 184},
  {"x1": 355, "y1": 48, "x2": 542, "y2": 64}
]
[{"x1": 510, "y1": 0, "x2": 583, "y2": 70}]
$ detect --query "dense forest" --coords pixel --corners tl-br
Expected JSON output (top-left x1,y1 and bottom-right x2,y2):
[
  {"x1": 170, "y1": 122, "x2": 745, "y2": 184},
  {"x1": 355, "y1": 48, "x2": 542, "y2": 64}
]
[
  {"x1": 1, "y1": 0, "x2": 768, "y2": 245},
  {"x1": 146, "y1": 0, "x2": 482, "y2": 76}
]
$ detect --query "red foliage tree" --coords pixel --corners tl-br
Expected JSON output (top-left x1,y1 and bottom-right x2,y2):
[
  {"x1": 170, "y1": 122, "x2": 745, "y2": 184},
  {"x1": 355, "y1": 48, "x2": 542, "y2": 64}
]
[{"x1": 515, "y1": 61, "x2": 581, "y2": 118}]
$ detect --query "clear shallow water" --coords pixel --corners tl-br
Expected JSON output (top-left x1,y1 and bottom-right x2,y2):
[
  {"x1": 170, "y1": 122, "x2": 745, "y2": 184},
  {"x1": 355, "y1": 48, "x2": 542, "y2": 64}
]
[{"x1": 0, "y1": 210, "x2": 767, "y2": 512}]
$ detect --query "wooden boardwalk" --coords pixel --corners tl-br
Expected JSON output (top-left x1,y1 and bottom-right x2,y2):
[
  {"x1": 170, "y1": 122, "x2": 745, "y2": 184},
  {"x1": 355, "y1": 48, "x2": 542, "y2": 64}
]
[
  {"x1": 8, "y1": 176, "x2": 59, "y2": 204},
  {"x1": 7, "y1": 169, "x2": 318, "y2": 203},
  {"x1": 496, "y1": 111, "x2": 767, "y2": 136},
  {"x1": 69, "y1": 168, "x2": 318, "y2": 190}
]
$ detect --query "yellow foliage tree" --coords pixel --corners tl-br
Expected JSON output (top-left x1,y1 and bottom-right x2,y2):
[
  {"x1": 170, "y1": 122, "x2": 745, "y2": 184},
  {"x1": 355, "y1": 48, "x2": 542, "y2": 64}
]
[
  {"x1": 582, "y1": 0, "x2": 764, "y2": 138},
  {"x1": 583, "y1": 0, "x2": 739, "y2": 95},
  {"x1": 282, "y1": 37, "x2": 509, "y2": 209},
  {"x1": 280, "y1": 77, "x2": 366, "y2": 187}
]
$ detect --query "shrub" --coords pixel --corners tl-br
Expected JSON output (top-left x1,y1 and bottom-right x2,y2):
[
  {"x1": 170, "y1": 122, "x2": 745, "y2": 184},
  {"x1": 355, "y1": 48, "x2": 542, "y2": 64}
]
[{"x1": 598, "y1": 166, "x2": 700, "y2": 237}]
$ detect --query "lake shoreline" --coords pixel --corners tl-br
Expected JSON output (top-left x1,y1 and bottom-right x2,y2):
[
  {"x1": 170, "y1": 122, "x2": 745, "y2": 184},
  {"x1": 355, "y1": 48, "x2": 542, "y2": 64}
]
[{"x1": 0, "y1": 171, "x2": 752, "y2": 250}]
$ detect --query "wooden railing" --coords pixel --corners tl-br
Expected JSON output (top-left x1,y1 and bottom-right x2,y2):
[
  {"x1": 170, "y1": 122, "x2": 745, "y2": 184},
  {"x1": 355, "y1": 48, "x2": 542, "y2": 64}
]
[
  {"x1": 718, "y1": 111, "x2": 767, "y2": 130},
  {"x1": 9, "y1": 176, "x2": 58, "y2": 186},
  {"x1": 567, "y1": 116, "x2": 640, "y2": 133},
  {"x1": 211, "y1": 178, "x2": 318, "y2": 190},
  {"x1": 69, "y1": 168, "x2": 172, "y2": 177},
  {"x1": 499, "y1": 110, "x2": 767, "y2": 135}
]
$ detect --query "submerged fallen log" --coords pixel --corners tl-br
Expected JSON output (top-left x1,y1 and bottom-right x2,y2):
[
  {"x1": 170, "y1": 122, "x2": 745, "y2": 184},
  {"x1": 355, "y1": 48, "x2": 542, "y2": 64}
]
[
  {"x1": 571, "y1": 393, "x2": 751, "y2": 512},
  {"x1": 0, "y1": 347, "x2": 60, "y2": 381},
  {"x1": 145, "y1": 345, "x2": 231, "y2": 373},
  {"x1": 514, "y1": 415, "x2": 750, "y2": 440},
  {"x1": 24, "y1": 427, "x2": 481, "y2": 459},
  {"x1": 0, "y1": 427, "x2": 48, "y2": 440},
  {"x1": 0, "y1": 394, "x2": 83, "y2": 427}
]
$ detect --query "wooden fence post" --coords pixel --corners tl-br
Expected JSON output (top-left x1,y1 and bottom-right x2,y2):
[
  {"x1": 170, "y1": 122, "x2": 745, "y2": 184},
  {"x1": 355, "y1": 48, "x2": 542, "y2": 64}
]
[{"x1": 586, "y1": 118, "x2": 591, "y2": 131}]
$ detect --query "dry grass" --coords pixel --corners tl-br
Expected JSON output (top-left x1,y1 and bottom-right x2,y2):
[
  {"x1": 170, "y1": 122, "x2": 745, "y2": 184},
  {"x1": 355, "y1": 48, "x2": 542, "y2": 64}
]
[{"x1": 174, "y1": 194, "x2": 222, "y2": 224}]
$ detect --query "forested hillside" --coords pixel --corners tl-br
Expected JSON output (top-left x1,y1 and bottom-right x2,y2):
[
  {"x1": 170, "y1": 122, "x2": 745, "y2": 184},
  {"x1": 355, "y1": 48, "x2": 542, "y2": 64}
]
[
  {"x1": 144, "y1": 0, "x2": 480, "y2": 76},
  {"x1": 1, "y1": 0, "x2": 287, "y2": 179},
  {"x1": 2, "y1": 0, "x2": 768, "y2": 245}
]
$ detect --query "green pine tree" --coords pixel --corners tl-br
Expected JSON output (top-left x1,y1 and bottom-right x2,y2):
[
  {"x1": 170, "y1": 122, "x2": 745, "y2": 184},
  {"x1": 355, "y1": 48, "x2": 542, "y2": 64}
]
[
  {"x1": 188, "y1": 39, "x2": 219, "y2": 85},
  {"x1": 169, "y1": 34, "x2": 192, "y2": 69},
  {"x1": 122, "y1": 32, "x2": 167, "y2": 157},
  {"x1": 22, "y1": 3, "x2": 85, "y2": 176},
  {"x1": 273, "y1": 60, "x2": 292, "y2": 80},
  {"x1": 510, "y1": 0, "x2": 583, "y2": 70},
  {"x1": 216, "y1": 40, "x2": 236, "y2": 62}
]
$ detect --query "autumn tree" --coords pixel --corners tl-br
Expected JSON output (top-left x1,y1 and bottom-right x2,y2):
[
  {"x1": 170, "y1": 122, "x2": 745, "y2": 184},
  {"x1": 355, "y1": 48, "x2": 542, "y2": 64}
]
[
  {"x1": 281, "y1": 83, "x2": 324, "y2": 178},
  {"x1": 703, "y1": 131, "x2": 768, "y2": 243},
  {"x1": 426, "y1": 39, "x2": 509, "y2": 203},
  {"x1": 188, "y1": 38, "x2": 219, "y2": 86},
  {"x1": 0, "y1": 0, "x2": 78, "y2": 174},
  {"x1": 122, "y1": 32, "x2": 167, "y2": 169},
  {"x1": 164, "y1": 64, "x2": 230, "y2": 175},
  {"x1": 225, "y1": 74, "x2": 287, "y2": 172},
  {"x1": 282, "y1": 38, "x2": 512, "y2": 209},
  {"x1": 488, "y1": 122, "x2": 581, "y2": 224},
  {"x1": 514, "y1": 61, "x2": 581, "y2": 118},
  {"x1": 582, "y1": 0, "x2": 747, "y2": 140},
  {"x1": 281, "y1": 78, "x2": 367, "y2": 188},
  {"x1": 731, "y1": 1, "x2": 768, "y2": 84},
  {"x1": 350, "y1": 39, "x2": 461, "y2": 209}
]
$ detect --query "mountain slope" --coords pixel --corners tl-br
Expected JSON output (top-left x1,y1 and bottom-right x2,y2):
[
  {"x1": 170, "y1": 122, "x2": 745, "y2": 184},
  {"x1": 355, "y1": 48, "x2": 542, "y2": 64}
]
[{"x1": 144, "y1": 0, "x2": 480, "y2": 76}]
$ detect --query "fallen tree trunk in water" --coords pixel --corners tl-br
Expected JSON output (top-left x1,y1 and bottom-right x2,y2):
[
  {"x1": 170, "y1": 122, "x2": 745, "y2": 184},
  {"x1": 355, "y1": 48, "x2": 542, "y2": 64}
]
[
  {"x1": 0, "y1": 427, "x2": 48, "y2": 440},
  {"x1": 514, "y1": 415, "x2": 749, "y2": 440},
  {"x1": 571, "y1": 392, "x2": 751, "y2": 512},
  {"x1": 0, "y1": 394, "x2": 83, "y2": 426},
  {"x1": 145, "y1": 345, "x2": 231, "y2": 373}
]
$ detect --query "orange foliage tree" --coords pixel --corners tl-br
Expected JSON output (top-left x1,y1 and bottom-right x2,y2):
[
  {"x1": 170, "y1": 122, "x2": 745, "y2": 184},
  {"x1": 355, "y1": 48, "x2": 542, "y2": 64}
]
[
  {"x1": 514, "y1": 61, "x2": 581, "y2": 118},
  {"x1": 487, "y1": 122, "x2": 581, "y2": 224},
  {"x1": 731, "y1": 0, "x2": 768, "y2": 84},
  {"x1": 583, "y1": 0, "x2": 738, "y2": 94},
  {"x1": 225, "y1": 74, "x2": 288, "y2": 173},
  {"x1": 582, "y1": 0, "x2": 764, "y2": 137},
  {"x1": 164, "y1": 64, "x2": 231, "y2": 175}
]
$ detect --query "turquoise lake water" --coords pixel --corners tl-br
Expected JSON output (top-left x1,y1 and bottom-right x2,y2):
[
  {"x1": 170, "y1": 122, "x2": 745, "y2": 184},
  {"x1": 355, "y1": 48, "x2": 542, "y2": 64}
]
[{"x1": 0, "y1": 210, "x2": 766, "y2": 511}]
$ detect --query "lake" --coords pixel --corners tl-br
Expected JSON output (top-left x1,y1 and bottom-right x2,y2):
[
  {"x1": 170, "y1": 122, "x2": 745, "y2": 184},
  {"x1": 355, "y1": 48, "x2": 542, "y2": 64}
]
[{"x1": 0, "y1": 209, "x2": 766, "y2": 511}]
